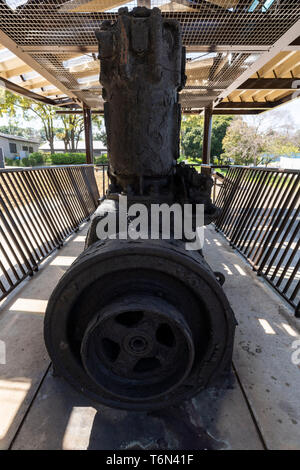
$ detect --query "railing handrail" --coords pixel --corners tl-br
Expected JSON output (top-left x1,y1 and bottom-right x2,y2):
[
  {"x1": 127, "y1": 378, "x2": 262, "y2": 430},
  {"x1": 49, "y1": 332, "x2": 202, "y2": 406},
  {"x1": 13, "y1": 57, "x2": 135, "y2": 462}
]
[
  {"x1": 0, "y1": 164, "x2": 95, "y2": 173},
  {"x1": 191, "y1": 164, "x2": 300, "y2": 174}
]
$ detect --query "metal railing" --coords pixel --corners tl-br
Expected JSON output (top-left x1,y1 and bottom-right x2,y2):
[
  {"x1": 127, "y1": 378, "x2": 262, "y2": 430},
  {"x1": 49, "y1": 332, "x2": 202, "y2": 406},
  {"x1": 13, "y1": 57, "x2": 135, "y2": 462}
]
[
  {"x1": 2, "y1": 162, "x2": 297, "y2": 315},
  {"x1": 213, "y1": 165, "x2": 300, "y2": 317},
  {"x1": 0, "y1": 164, "x2": 99, "y2": 301}
]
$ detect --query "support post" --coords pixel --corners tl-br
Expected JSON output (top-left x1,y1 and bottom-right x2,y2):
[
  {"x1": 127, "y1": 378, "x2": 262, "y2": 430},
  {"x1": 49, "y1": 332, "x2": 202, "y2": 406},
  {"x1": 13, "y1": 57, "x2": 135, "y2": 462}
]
[
  {"x1": 202, "y1": 105, "x2": 212, "y2": 166},
  {"x1": 83, "y1": 105, "x2": 93, "y2": 164}
]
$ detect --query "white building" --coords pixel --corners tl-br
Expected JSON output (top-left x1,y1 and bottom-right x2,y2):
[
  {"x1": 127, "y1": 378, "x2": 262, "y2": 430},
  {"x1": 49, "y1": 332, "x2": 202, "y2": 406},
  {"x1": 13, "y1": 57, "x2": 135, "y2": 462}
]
[
  {"x1": 0, "y1": 132, "x2": 40, "y2": 160},
  {"x1": 274, "y1": 156, "x2": 300, "y2": 170},
  {"x1": 39, "y1": 139, "x2": 107, "y2": 156}
]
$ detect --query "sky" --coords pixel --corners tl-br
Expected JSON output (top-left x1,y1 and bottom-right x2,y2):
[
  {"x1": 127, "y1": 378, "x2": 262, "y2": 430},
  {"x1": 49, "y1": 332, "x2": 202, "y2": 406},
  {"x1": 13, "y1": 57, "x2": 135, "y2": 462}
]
[{"x1": 243, "y1": 99, "x2": 300, "y2": 134}]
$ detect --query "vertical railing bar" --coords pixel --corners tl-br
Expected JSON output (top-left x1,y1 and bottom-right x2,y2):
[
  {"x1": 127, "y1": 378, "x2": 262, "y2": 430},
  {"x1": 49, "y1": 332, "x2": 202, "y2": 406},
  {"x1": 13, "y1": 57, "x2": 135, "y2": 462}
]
[
  {"x1": 37, "y1": 168, "x2": 70, "y2": 240},
  {"x1": 214, "y1": 167, "x2": 230, "y2": 209},
  {"x1": 216, "y1": 167, "x2": 242, "y2": 229},
  {"x1": 81, "y1": 166, "x2": 97, "y2": 210},
  {"x1": 222, "y1": 168, "x2": 254, "y2": 236},
  {"x1": 214, "y1": 167, "x2": 233, "y2": 216},
  {"x1": 102, "y1": 165, "x2": 106, "y2": 197},
  {"x1": 227, "y1": 169, "x2": 260, "y2": 241},
  {"x1": 257, "y1": 175, "x2": 300, "y2": 273},
  {"x1": 13, "y1": 171, "x2": 53, "y2": 253},
  {"x1": 72, "y1": 167, "x2": 91, "y2": 218},
  {"x1": 57, "y1": 167, "x2": 84, "y2": 224},
  {"x1": 268, "y1": 207, "x2": 300, "y2": 281},
  {"x1": 252, "y1": 172, "x2": 294, "y2": 266},
  {"x1": 0, "y1": 192, "x2": 37, "y2": 268},
  {"x1": 290, "y1": 279, "x2": 300, "y2": 303},
  {"x1": 90, "y1": 166, "x2": 100, "y2": 205},
  {"x1": 0, "y1": 237, "x2": 22, "y2": 280},
  {"x1": 239, "y1": 170, "x2": 276, "y2": 256},
  {"x1": 30, "y1": 169, "x2": 65, "y2": 244},
  {"x1": 5, "y1": 172, "x2": 47, "y2": 257},
  {"x1": 215, "y1": 167, "x2": 243, "y2": 231},
  {"x1": 67, "y1": 167, "x2": 89, "y2": 219},
  {"x1": 80, "y1": 167, "x2": 95, "y2": 213},
  {"x1": 232, "y1": 170, "x2": 271, "y2": 250},
  {"x1": 0, "y1": 197, "x2": 33, "y2": 272},
  {"x1": 79, "y1": 166, "x2": 96, "y2": 214},
  {"x1": 64, "y1": 167, "x2": 86, "y2": 222},
  {"x1": 42, "y1": 168, "x2": 74, "y2": 235},
  {"x1": 0, "y1": 257, "x2": 15, "y2": 287},
  {"x1": 275, "y1": 231, "x2": 300, "y2": 288},
  {"x1": 282, "y1": 257, "x2": 300, "y2": 296},
  {"x1": 0, "y1": 173, "x2": 41, "y2": 263},
  {"x1": 22, "y1": 170, "x2": 60, "y2": 248},
  {"x1": 0, "y1": 277, "x2": 7, "y2": 296},
  {"x1": 19, "y1": 170, "x2": 57, "y2": 250},
  {"x1": 47, "y1": 168, "x2": 78, "y2": 230},
  {"x1": 245, "y1": 171, "x2": 283, "y2": 260},
  {"x1": 227, "y1": 169, "x2": 261, "y2": 241}
]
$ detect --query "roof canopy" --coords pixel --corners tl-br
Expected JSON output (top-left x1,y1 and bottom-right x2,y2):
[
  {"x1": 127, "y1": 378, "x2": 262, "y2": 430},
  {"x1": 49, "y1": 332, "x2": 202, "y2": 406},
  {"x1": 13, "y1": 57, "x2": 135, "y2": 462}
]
[{"x1": 0, "y1": 0, "x2": 299, "y2": 114}]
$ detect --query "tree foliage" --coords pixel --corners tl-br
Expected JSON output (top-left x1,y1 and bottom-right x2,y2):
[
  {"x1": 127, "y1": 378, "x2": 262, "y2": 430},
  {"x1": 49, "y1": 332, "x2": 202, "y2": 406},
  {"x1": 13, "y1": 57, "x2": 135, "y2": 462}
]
[
  {"x1": 180, "y1": 115, "x2": 233, "y2": 163},
  {"x1": 0, "y1": 90, "x2": 104, "y2": 154},
  {"x1": 222, "y1": 118, "x2": 298, "y2": 166}
]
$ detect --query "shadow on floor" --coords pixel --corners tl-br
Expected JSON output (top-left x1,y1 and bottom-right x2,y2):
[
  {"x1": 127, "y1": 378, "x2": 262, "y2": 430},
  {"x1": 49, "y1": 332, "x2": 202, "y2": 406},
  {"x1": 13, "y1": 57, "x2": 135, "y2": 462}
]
[{"x1": 11, "y1": 367, "x2": 243, "y2": 450}]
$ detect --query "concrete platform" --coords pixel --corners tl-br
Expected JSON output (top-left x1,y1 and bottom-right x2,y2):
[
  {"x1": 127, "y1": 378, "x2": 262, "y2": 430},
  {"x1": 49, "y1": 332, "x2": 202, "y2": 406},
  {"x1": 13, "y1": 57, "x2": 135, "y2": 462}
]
[{"x1": 0, "y1": 222, "x2": 299, "y2": 450}]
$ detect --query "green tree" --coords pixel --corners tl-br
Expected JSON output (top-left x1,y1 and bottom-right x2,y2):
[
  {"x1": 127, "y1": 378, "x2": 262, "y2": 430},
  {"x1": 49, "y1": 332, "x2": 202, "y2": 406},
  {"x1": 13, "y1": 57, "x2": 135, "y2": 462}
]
[
  {"x1": 56, "y1": 114, "x2": 85, "y2": 151},
  {"x1": 222, "y1": 118, "x2": 267, "y2": 166},
  {"x1": 0, "y1": 90, "x2": 105, "y2": 155},
  {"x1": 180, "y1": 114, "x2": 233, "y2": 163},
  {"x1": 263, "y1": 132, "x2": 298, "y2": 166},
  {"x1": 0, "y1": 91, "x2": 57, "y2": 153},
  {"x1": 222, "y1": 118, "x2": 298, "y2": 166},
  {"x1": 0, "y1": 123, "x2": 37, "y2": 138}
]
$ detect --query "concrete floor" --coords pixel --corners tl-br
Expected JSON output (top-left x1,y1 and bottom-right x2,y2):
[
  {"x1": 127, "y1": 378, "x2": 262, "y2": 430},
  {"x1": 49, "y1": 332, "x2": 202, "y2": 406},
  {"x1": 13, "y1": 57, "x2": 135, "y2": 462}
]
[{"x1": 0, "y1": 222, "x2": 299, "y2": 450}]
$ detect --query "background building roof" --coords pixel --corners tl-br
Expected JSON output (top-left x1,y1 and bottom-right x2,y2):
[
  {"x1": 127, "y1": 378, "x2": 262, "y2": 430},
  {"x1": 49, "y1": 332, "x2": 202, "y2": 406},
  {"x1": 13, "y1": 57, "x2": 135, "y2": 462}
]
[{"x1": 0, "y1": 131, "x2": 40, "y2": 143}]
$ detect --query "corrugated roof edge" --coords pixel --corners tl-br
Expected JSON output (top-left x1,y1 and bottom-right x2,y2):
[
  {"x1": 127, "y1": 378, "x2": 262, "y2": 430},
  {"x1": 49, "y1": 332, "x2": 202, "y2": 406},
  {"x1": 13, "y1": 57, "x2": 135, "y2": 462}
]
[{"x1": 0, "y1": 132, "x2": 40, "y2": 143}]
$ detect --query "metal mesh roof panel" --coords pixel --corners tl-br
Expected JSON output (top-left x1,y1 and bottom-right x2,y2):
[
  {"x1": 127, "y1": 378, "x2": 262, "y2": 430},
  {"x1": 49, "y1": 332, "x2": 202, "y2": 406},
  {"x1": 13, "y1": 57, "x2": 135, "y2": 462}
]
[{"x1": 0, "y1": 1, "x2": 299, "y2": 111}]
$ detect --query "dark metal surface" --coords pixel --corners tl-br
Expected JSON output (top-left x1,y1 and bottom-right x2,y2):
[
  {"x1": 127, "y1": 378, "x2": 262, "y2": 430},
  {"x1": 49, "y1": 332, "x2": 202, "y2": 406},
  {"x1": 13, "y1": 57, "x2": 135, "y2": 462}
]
[
  {"x1": 96, "y1": 6, "x2": 185, "y2": 191},
  {"x1": 213, "y1": 165, "x2": 300, "y2": 316},
  {"x1": 83, "y1": 105, "x2": 94, "y2": 164},
  {"x1": 44, "y1": 238, "x2": 236, "y2": 410},
  {"x1": 0, "y1": 165, "x2": 99, "y2": 301},
  {"x1": 44, "y1": 7, "x2": 236, "y2": 411}
]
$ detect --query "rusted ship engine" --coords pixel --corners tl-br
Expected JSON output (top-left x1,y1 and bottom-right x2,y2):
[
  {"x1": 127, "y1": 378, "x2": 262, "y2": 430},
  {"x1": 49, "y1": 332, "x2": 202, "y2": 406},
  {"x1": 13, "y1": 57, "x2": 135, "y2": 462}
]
[{"x1": 44, "y1": 7, "x2": 236, "y2": 411}]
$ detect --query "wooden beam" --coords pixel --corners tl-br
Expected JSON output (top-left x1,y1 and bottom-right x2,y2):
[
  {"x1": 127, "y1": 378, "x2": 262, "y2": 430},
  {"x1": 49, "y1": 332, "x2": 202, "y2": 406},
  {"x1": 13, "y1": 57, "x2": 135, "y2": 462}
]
[
  {"x1": 238, "y1": 78, "x2": 300, "y2": 90},
  {"x1": 83, "y1": 105, "x2": 94, "y2": 164},
  {"x1": 0, "y1": 64, "x2": 32, "y2": 79},
  {"x1": 212, "y1": 110, "x2": 263, "y2": 115},
  {"x1": 0, "y1": 75, "x2": 56, "y2": 105},
  {"x1": 56, "y1": 110, "x2": 103, "y2": 114},
  {"x1": 202, "y1": 105, "x2": 212, "y2": 165},
  {"x1": 0, "y1": 29, "x2": 81, "y2": 107},
  {"x1": 182, "y1": 109, "x2": 263, "y2": 115},
  {"x1": 22, "y1": 45, "x2": 99, "y2": 54},
  {"x1": 216, "y1": 102, "x2": 275, "y2": 109},
  {"x1": 214, "y1": 19, "x2": 300, "y2": 107},
  {"x1": 21, "y1": 44, "x2": 270, "y2": 54}
]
